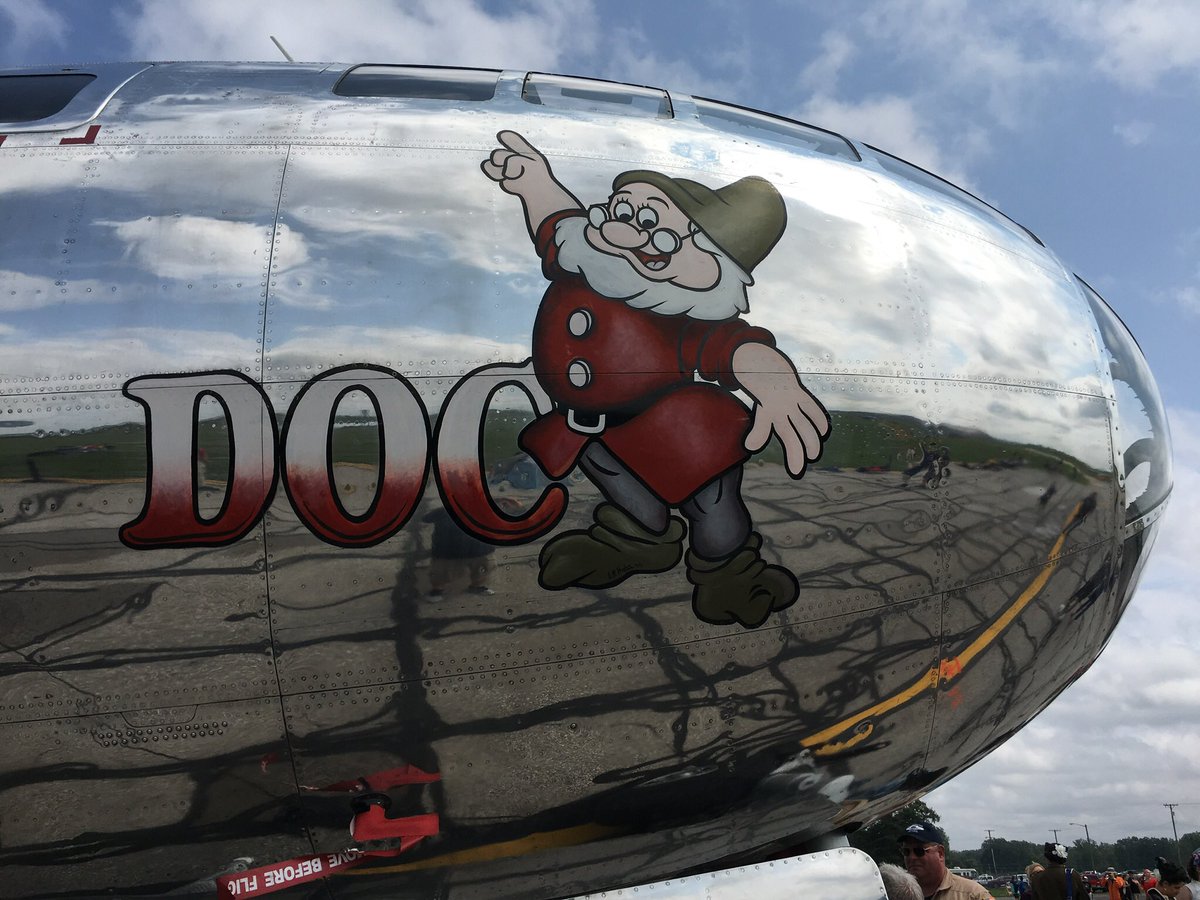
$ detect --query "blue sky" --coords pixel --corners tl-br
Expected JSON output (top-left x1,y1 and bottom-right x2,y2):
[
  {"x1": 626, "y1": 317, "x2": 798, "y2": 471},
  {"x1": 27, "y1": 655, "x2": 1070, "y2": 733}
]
[{"x1": 3, "y1": 0, "x2": 1197, "y2": 858}]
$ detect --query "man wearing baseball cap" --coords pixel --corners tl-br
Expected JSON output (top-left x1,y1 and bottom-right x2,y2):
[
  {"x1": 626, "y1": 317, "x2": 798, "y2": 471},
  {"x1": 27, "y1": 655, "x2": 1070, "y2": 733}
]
[
  {"x1": 898, "y1": 821, "x2": 990, "y2": 899},
  {"x1": 1030, "y1": 842, "x2": 1089, "y2": 899}
]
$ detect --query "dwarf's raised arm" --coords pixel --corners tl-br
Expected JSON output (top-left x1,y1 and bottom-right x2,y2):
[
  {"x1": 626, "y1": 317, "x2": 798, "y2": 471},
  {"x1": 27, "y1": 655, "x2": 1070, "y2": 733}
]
[{"x1": 481, "y1": 130, "x2": 582, "y2": 242}]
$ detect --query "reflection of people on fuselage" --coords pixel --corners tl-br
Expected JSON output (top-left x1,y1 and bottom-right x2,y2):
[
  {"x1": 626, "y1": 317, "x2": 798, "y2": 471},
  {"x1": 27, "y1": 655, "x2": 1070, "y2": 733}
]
[
  {"x1": 422, "y1": 507, "x2": 495, "y2": 598},
  {"x1": 482, "y1": 130, "x2": 830, "y2": 628},
  {"x1": 902, "y1": 442, "x2": 950, "y2": 488}
]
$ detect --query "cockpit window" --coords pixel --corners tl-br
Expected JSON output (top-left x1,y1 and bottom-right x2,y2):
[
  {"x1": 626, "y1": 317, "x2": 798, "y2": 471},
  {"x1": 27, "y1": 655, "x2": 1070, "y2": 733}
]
[
  {"x1": 0, "y1": 73, "x2": 96, "y2": 123},
  {"x1": 522, "y1": 73, "x2": 672, "y2": 119},
  {"x1": 334, "y1": 65, "x2": 500, "y2": 101},
  {"x1": 694, "y1": 98, "x2": 859, "y2": 161}
]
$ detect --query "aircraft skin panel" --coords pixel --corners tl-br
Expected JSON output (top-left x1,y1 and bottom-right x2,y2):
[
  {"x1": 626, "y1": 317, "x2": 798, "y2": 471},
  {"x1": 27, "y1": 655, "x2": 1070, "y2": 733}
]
[
  {"x1": 565, "y1": 846, "x2": 885, "y2": 899},
  {"x1": 0, "y1": 62, "x2": 1171, "y2": 897}
]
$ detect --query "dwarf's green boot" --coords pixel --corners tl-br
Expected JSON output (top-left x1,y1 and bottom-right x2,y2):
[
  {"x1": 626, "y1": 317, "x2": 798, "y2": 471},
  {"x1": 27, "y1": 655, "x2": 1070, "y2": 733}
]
[
  {"x1": 539, "y1": 503, "x2": 686, "y2": 590},
  {"x1": 686, "y1": 533, "x2": 798, "y2": 628}
]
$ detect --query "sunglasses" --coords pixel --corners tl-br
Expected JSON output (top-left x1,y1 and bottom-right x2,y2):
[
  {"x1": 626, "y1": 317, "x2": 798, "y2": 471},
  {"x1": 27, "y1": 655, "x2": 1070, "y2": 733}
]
[{"x1": 900, "y1": 844, "x2": 940, "y2": 858}]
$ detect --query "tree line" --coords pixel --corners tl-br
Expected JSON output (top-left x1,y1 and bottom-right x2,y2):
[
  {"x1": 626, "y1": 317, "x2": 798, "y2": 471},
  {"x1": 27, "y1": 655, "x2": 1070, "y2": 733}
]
[{"x1": 849, "y1": 801, "x2": 1200, "y2": 876}]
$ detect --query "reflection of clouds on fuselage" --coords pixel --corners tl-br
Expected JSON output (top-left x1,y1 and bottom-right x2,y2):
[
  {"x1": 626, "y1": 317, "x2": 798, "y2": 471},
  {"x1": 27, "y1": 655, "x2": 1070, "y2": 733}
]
[
  {"x1": 733, "y1": 165, "x2": 1111, "y2": 468},
  {"x1": 103, "y1": 216, "x2": 309, "y2": 281},
  {"x1": 0, "y1": 327, "x2": 261, "y2": 434},
  {"x1": 0, "y1": 270, "x2": 116, "y2": 312},
  {"x1": 755, "y1": 184, "x2": 1098, "y2": 388},
  {"x1": 1114, "y1": 378, "x2": 1155, "y2": 507},
  {"x1": 0, "y1": 327, "x2": 259, "y2": 378},
  {"x1": 266, "y1": 325, "x2": 527, "y2": 372},
  {"x1": 0, "y1": 91, "x2": 1119, "y2": 469},
  {"x1": 554, "y1": 216, "x2": 750, "y2": 320},
  {"x1": 264, "y1": 325, "x2": 532, "y2": 413}
]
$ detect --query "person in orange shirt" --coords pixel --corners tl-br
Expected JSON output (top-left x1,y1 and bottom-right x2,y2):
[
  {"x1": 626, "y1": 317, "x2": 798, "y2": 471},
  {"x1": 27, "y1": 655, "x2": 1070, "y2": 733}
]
[{"x1": 1105, "y1": 869, "x2": 1126, "y2": 900}]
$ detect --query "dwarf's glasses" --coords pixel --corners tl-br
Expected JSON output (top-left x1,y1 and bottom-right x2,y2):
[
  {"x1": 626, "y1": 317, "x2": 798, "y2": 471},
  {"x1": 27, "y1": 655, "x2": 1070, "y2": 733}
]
[{"x1": 588, "y1": 203, "x2": 684, "y2": 255}]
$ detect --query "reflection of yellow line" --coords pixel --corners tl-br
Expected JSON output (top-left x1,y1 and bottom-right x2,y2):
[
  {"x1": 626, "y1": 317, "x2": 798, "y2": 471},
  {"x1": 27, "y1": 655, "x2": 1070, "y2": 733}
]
[
  {"x1": 344, "y1": 502, "x2": 1084, "y2": 876},
  {"x1": 342, "y1": 824, "x2": 625, "y2": 876},
  {"x1": 801, "y1": 500, "x2": 1081, "y2": 752}
]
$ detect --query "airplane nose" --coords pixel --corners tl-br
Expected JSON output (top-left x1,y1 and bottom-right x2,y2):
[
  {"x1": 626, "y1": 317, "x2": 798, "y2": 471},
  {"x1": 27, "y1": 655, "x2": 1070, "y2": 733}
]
[{"x1": 599, "y1": 219, "x2": 649, "y2": 250}]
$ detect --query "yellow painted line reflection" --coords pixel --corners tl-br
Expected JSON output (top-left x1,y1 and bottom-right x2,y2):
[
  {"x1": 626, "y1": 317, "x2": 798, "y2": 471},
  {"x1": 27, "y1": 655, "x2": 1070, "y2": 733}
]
[
  {"x1": 344, "y1": 500, "x2": 1088, "y2": 875},
  {"x1": 803, "y1": 499, "x2": 1083, "y2": 753},
  {"x1": 342, "y1": 823, "x2": 625, "y2": 875}
]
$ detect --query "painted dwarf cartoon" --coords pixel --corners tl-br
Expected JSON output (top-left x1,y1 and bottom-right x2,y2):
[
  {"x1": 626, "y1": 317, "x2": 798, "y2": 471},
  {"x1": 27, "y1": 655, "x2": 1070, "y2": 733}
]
[{"x1": 482, "y1": 131, "x2": 830, "y2": 628}]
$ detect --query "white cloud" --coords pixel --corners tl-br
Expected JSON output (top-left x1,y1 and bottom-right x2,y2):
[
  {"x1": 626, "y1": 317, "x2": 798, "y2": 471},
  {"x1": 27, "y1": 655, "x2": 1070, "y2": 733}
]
[
  {"x1": 800, "y1": 31, "x2": 856, "y2": 95},
  {"x1": 798, "y1": 94, "x2": 964, "y2": 185},
  {"x1": 117, "y1": 0, "x2": 596, "y2": 71},
  {"x1": 1172, "y1": 285, "x2": 1200, "y2": 318},
  {"x1": 0, "y1": 0, "x2": 66, "y2": 60},
  {"x1": 858, "y1": 0, "x2": 1063, "y2": 127},
  {"x1": 578, "y1": 24, "x2": 730, "y2": 100},
  {"x1": 1114, "y1": 120, "x2": 1154, "y2": 146},
  {"x1": 1042, "y1": 0, "x2": 1200, "y2": 89},
  {"x1": 1145, "y1": 405, "x2": 1200, "y2": 588}
]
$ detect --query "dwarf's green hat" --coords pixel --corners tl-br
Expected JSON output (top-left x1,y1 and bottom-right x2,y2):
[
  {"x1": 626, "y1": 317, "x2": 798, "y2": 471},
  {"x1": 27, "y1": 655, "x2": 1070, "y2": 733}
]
[{"x1": 612, "y1": 170, "x2": 787, "y2": 274}]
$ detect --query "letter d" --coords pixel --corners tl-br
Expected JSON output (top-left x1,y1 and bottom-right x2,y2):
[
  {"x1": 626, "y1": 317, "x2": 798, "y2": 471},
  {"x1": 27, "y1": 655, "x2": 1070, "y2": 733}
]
[{"x1": 121, "y1": 371, "x2": 277, "y2": 548}]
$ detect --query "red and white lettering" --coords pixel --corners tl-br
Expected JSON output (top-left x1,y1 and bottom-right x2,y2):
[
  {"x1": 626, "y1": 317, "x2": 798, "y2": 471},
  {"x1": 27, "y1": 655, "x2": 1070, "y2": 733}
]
[
  {"x1": 216, "y1": 850, "x2": 347, "y2": 897},
  {"x1": 220, "y1": 873, "x2": 259, "y2": 896},
  {"x1": 120, "y1": 371, "x2": 276, "y2": 548},
  {"x1": 121, "y1": 361, "x2": 575, "y2": 550},
  {"x1": 434, "y1": 360, "x2": 566, "y2": 543},
  {"x1": 281, "y1": 365, "x2": 429, "y2": 546}
]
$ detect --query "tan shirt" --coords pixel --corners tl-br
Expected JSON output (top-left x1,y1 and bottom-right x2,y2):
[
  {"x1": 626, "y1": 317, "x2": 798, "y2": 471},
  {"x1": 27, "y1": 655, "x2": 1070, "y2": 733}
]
[{"x1": 927, "y1": 870, "x2": 992, "y2": 900}]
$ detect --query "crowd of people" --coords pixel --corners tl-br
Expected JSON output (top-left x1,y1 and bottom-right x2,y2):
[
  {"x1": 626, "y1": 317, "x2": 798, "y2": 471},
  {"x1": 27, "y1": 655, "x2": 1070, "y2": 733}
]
[
  {"x1": 1008, "y1": 848, "x2": 1200, "y2": 900},
  {"x1": 885, "y1": 822, "x2": 1200, "y2": 900}
]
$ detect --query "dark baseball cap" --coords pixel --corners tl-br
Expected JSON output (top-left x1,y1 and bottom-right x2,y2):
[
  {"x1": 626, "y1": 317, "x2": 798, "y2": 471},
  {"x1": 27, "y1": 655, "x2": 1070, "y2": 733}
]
[{"x1": 898, "y1": 821, "x2": 946, "y2": 845}]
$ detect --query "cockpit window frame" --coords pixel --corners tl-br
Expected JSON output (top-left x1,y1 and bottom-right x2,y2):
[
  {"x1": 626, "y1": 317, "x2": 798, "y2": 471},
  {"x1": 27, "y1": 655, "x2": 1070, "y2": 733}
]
[
  {"x1": 0, "y1": 63, "x2": 151, "y2": 133},
  {"x1": 521, "y1": 72, "x2": 673, "y2": 119},
  {"x1": 865, "y1": 142, "x2": 1045, "y2": 247},
  {"x1": 333, "y1": 64, "x2": 502, "y2": 101},
  {"x1": 693, "y1": 96, "x2": 860, "y2": 161},
  {"x1": 0, "y1": 73, "x2": 96, "y2": 123}
]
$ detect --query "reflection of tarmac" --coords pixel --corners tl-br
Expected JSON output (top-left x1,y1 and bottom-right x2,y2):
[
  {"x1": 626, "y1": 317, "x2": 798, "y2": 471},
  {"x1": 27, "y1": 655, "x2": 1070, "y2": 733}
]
[{"x1": 0, "y1": 460, "x2": 1121, "y2": 895}]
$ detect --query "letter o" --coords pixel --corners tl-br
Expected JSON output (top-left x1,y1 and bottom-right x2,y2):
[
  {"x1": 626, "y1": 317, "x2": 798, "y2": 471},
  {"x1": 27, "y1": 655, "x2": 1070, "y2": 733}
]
[{"x1": 281, "y1": 365, "x2": 429, "y2": 546}]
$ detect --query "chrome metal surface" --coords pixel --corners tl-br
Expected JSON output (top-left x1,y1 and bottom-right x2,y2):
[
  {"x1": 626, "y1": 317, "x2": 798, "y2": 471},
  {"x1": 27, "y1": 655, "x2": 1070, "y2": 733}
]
[
  {"x1": 0, "y1": 62, "x2": 1171, "y2": 898},
  {"x1": 0, "y1": 62, "x2": 150, "y2": 133},
  {"x1": 567, "y1": 847, "x2": 885, "y2": 899}
]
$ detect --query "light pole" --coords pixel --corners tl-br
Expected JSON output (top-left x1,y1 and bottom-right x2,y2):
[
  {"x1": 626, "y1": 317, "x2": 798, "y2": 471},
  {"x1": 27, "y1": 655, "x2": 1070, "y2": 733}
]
[
  {"x1": 1070, "y1": 822, "x2": 1093, "y2": 871},
  {"x1": 1166, "y1": 803, "x2": 1182, "y2": 865},
  {"x1": 985, "y1": 829, "x2": 999, "y2": 877},
  {"x1": 1050, "y1": 828, "x2": 1061, "y2": 843}
]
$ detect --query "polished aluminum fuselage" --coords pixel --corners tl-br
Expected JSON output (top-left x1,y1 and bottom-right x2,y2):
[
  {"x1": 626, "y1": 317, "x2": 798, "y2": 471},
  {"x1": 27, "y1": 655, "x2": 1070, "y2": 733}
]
[{"x1": 0, "y1": 63, "x2": 1171, "y2": 898}]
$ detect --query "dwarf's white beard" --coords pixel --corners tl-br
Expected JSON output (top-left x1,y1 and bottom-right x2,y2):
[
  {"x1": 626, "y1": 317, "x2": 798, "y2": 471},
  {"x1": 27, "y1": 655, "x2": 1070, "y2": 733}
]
[{"x1": 554, "y1": 216, "x2": 752, "y2": 320}]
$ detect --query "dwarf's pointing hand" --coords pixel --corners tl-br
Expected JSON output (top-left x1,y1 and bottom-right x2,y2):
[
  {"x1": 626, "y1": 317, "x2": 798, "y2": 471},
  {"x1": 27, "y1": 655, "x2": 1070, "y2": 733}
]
[
  {"x1": 481, "y1": 130, "x2": 553, "y2": 195},
  {"x1": 481, "y1": 130, "x2": 582, "y2": 240}
]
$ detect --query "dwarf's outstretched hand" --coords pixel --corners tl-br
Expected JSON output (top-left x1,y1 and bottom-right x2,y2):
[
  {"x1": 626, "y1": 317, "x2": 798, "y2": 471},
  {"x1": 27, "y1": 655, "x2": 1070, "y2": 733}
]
[
  {"x1": 481, "y1": 130, "x2": 580, "y2": 241},
  {"x1": 481, "y1": 130, "x2": 554, "y2": 194},
  {"x1": 734, "y1": 342, "x2": 831, "y2": 477}
]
